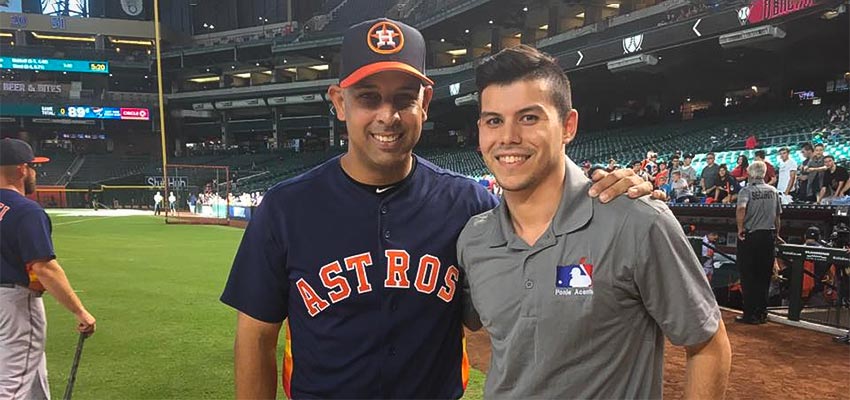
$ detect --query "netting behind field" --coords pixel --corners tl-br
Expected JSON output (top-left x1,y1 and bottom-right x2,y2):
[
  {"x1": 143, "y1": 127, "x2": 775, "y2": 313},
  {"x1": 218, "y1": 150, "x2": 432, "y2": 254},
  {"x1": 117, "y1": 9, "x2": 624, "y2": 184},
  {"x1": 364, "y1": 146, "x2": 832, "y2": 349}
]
[{"x1": 163, "y1": 164, "x2": 231, "y2": 225}]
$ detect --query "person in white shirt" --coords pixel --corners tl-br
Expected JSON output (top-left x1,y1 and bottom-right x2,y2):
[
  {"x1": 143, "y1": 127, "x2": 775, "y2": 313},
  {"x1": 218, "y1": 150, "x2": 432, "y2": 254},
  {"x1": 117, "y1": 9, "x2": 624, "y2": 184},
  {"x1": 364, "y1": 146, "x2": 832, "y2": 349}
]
[
  {"x1": 776, "y1": 147, "x2": 797, "y2": 204},
  {"x1": 153, "y1": 191, "x2": 164, "y2": 215},
  {"x1": 168, "y1": 192, "x2": 177, "y2": 213}
]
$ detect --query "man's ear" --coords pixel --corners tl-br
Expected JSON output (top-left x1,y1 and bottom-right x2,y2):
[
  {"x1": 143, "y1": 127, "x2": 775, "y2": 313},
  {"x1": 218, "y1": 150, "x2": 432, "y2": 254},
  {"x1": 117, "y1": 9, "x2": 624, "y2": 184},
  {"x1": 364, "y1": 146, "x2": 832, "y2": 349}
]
[
  {"x1": 327, "y1": 85, "x2": 346, "y2": 122},
  {"x1": 562, "y1": 109, "x2": 578, "y2": 146},
  {"x1": 421, "y1": 85, "x2": 434, "y2": 121}
]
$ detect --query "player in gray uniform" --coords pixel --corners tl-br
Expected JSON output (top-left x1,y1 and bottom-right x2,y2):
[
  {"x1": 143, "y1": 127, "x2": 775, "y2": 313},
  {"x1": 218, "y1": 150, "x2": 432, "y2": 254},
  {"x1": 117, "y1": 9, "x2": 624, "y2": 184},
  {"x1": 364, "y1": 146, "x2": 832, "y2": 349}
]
[
  {"x1": 457, "y1": 45, "x2": 730, "y2": 399},
  {"x1": 0, "y1": 138, "x2": 96, "y2": 400},
  {"x1": 735, "y1": 160, "x2": 783, "y2": 324}
]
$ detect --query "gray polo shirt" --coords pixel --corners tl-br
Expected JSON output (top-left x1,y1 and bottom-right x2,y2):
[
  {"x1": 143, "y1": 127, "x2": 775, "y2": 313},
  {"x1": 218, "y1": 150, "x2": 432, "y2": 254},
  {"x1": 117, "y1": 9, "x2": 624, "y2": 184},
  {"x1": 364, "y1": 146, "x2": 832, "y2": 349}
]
[
  {"x1": 737, "y1": 178, "x2": 782, "y2": 231},
  {"x1": 457, "y1": 157, "x2": 720, "y2": 399}
]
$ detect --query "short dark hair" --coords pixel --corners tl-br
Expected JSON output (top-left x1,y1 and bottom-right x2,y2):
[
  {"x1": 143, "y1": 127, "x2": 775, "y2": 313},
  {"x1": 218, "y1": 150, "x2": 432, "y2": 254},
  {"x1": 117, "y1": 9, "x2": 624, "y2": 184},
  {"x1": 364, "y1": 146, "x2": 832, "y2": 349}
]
[
  {"x1": 824, "y1": 155, "x2": 835, "y2": 161},
  {"x1": 754, "y1": 150, "x2": 766, "y2": 159},
  {"x1": 779, "y1": 147, "x2": 789, "y2": 153},
  {"x1": 671, "y1": 154, "x2": 680, "y2": 160},
  {"x1": 476, "y1": 45, "x2": 572, "y2": 122},
  {"x1": 801, "y1": 142, "x2": 814, "y2": 151},
  {"x1": 706, "y1": 152, "x2": 715, "y2": 157},
  {"x1": 815, "y1": 143, "x2": 825, "y2": 149}
]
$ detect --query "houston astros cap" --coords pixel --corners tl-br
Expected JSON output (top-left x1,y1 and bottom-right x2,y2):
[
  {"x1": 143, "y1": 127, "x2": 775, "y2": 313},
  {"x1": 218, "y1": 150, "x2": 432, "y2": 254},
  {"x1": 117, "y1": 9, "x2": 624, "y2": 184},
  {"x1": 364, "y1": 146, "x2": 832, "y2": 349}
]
[
  {"x1": 339, "y1": 18, "x2": 434, "y2": 88},
  {"x1": 0, "y1": 138, "x2": 50, "y2": 166}
]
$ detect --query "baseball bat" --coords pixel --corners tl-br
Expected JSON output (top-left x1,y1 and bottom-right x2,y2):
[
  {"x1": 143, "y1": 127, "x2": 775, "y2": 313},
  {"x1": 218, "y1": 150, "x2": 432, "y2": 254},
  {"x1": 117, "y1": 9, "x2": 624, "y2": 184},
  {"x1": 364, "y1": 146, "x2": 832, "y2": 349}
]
[{"x1": 62, "y1": 333, "x2": 88, "y2": 400}]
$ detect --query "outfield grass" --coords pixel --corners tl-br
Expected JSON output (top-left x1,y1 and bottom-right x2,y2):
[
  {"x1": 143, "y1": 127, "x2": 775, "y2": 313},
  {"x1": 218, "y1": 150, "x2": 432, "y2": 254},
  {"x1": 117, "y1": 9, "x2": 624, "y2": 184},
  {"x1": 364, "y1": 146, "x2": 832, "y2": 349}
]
[{"x1": 43, "y1": 215, "x2": 485, "y2": 399}]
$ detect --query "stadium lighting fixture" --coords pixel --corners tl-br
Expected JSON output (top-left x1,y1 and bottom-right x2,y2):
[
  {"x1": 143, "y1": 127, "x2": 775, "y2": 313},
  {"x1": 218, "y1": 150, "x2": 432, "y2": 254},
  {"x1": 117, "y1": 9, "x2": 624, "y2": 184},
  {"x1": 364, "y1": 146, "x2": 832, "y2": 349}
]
[
  {"x1": 446, "y1": 49, "x2": 467, "y2": 56},
  {"x1": 285, "y1": 67, "x2": 297, "y2": 73},
  {"x1": 488, "y1": 20, "x2": 493, "y2": 24},
  {"x1": 231, "y1": 65, "x2": 236, "y2": 69},
  {"x1": 31, "y1": 32, "x2": 96, "y2": 42},
  {"x1": 110, "y1": 38, "x2": 153, "y2": 46},
  {"x1": 485, "y1": 43, "x2": 491, "y2": 48},
  {"x1": 144, "y1": 75, "x2": 149, "y2": 79},
  {"x1": 539, "y1": 24, "x2": 548, "y2": 30},
  {"x1": 452, "y1": 59, "x2": 457, "y2": 64},
  {"x1": 606, "y1": 3, "x2": 620, "y2": 9},
  {"x1": 255, "y1": 62, "x2": 261, "y2": 67},
  {"x1": 0, "y1": 33, "x2": 12, "y2": 38},
  {"x1": 576, "y1": 12, "x2": 585, "y2": 18},
  {"x1": 522, "y1": 6, "x2": 528, "y2": 12},
  {"x1": 309, "y1": 64, "x2": 329, "y2": 71},
  {"x1": 283, "y1": 59, "x2": 288, "y2": 63},
  {"x1": 115, "y1": 47, "x2": 121, "y2": 52},
  {"x1": 234, "y1": 73, "x2": 252, "y2": 78},
  {"x1": 751, "y1": 86, "x2": 758, "y2": 93},
  {"x1": 464, "y1": 29, "x2": 470, "y2": 33},
  {"x1": 262, "y1": 70, "x2": 273, "y2": 75},
  {"x1": 203, "y1": 23, "x2": 208, "y2": 27},
  {"x1": 514, "y1": 33, "x2": 522, "y2": 38},
  {"x1": 10, "y1": 41, "x2": 14, "y2": 46},
  {"x1": 189, "y1": 76, "x2": 220, "y2": 83},
  {"x1": 320, "y1": 55, "x2": 325, "y2": 59},
  {"x1": 440, "y1": 38, "x2": 445, "y2": 42}
]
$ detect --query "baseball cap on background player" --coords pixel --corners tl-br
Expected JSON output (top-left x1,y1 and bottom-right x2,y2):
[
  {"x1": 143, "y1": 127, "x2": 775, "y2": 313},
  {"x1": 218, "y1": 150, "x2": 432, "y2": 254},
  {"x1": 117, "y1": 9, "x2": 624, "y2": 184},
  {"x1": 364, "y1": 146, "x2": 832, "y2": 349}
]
[
  {"x1": 0, "y1": 138, "x2": 50, "y2": 166},
  {"x1": 338, "y1": 18, "x2": 434, "y2": 88}
]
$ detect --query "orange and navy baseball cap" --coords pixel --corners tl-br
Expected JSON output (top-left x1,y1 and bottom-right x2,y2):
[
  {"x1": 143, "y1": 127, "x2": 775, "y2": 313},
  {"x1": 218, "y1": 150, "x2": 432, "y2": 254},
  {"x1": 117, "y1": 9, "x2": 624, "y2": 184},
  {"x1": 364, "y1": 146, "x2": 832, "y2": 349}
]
[
  {"x1": 0, "y1": 138, "x2": 50, "y2": 165},
  {"x1": 339, "y1": 18, "x2": 434, "y2": 88}
]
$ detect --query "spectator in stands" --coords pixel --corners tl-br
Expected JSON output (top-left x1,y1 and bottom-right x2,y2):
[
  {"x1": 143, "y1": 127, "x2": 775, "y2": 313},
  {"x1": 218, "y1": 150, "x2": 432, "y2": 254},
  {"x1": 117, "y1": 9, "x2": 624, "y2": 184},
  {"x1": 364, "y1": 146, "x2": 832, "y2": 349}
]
[
  {"x1": 730, "y1": 155, "x2": 749, "y2": 184},
  {"x1": 188, "y1": 193, "x2": 197, "y2": 214},
  {"x1": 701, "y1": 232, "x2": 720, "y2": 280},
  {"x1": 804, "y1": 144, "x2": 827, "y2": 200},
  {"x1": 607, "y1": 158, "x2": 618, "y2": 172},
  {"x1": 632, "y1": 160, "x2": 650, "y2": 182},
  {"x1": 714, "y1": 164, "x2": 739, "y2": 204},
  {"x1": 153, "y1": 191, "x2": 163, "y2": 215},
  {"x1": 796, "y1": 143, "x2": 814, "y2": 202},
  {"x1": 744, "y1": 135, "x2": 758, "y2": 150},
  {"x1": 680, "y1": 154, "x2": 697, "y2": 187},
  {"x1": 700, "y1": 152, "x2": 720, "y2": 198},
  {"x1": 654, "y1": 161, "x2": 669, "y2": 189},
  {"x1": 669, "y1": 154, "x2": 682, "y2": 173},
  {"x1": 753, "y1": 150, "x2": 777, "y2": 186},
  {"x1": 829, "y1": 125, "x2": 842, "y2": 143},
  {"x1": 657, "y1": 173, "x2": 672, "y2": 198},
  {"x1": 644, "y1": 151, "x2": 658, "y2": 178},
  {"x1": 819, "y1": 155, "x2": 849, "y2": 204},
  {"x1": 671, "y1": 170, "x2": 696, "y2": 203},
  {"x1": 776, "y1": 147, "x2": 797, "y2": 204}
]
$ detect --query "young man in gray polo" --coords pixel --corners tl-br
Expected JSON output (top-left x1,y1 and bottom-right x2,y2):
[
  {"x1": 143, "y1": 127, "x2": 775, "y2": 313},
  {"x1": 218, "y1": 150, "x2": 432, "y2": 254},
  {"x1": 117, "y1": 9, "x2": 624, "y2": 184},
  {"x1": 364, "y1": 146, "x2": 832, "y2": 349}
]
[{"x1": 457, "y1": 45, "x2": 731, "y2": 399}]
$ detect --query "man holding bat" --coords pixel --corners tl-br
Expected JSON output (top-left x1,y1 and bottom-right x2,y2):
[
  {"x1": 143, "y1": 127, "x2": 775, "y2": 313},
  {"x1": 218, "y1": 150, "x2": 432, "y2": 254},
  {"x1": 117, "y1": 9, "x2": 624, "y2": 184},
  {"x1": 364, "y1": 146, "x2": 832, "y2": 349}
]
[{"x1": 0, "y1": 138, "x2": 96, "y2": 399}]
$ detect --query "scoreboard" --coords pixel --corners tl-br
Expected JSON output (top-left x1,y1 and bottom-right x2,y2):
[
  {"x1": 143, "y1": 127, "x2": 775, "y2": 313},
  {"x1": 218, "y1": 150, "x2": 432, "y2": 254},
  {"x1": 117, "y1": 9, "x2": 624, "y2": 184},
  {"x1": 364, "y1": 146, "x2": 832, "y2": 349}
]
[
  {"x1": 0, "y1": 104, "x2": 150, "y2": 120},
  {"x1": 0, "y1": 57, "x2": 110, "y2": 74}
]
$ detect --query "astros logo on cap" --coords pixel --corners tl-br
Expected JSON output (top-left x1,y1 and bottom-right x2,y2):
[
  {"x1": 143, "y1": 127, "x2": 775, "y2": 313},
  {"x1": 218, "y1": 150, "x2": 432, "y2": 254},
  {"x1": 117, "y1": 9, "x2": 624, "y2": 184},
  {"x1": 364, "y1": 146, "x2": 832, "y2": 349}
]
[{"x1": 367, "y1": 21, "x2": 404, "y2": 55}]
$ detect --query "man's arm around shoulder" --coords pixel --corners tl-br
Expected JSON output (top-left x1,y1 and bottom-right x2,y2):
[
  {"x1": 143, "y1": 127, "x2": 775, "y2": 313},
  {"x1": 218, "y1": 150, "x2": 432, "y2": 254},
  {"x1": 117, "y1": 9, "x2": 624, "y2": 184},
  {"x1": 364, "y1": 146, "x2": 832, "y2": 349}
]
[
  {"x1": 235, "y1": 312, "x2": 282, "y2": 399},
  {"x1": 684, "y1": 320, "x2": 732, "y2": 399}
]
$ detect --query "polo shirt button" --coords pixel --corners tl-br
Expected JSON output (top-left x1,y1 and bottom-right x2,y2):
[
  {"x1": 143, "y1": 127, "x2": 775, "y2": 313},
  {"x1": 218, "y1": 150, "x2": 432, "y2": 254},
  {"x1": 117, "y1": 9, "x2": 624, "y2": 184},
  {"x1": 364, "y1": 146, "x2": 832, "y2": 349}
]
[
  {"x1": 525, "y1": 279, "x2": 534, "y2": 289},
  {"x1": 381, "y1": 205, "x2": 388, "y2": 214},
  {"x1": 384, "y1": 230, "x2": 391, "y2": 239}
]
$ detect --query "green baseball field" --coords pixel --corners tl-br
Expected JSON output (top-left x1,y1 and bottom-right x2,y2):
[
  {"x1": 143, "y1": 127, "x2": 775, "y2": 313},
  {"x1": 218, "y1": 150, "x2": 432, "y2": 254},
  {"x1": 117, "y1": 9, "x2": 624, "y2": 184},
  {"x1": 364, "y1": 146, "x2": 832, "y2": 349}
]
[{"x1": 42, "y1": 213, "x2": 485, "y2": 399}]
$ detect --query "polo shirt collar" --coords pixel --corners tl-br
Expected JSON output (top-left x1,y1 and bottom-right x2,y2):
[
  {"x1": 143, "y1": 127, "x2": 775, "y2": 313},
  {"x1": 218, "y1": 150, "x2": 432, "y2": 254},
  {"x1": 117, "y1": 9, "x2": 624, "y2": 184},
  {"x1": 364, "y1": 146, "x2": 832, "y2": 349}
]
[{"x1": 487, "y1": 156, "x2": 593, "y2": 248}]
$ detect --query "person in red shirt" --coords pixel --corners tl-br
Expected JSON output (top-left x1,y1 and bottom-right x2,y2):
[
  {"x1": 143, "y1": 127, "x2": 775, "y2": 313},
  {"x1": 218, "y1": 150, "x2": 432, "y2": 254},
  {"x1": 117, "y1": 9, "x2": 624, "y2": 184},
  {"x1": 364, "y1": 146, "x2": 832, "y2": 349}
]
[
  {"x1": 754, "y1": 150, "x2": 777, "y2": 186},
  {"x1": 745, "y1": 135, "x2": 758, "y2": 150},
  {"x1": 730, "y1": 155, "x2": 748, "y2": 184}
]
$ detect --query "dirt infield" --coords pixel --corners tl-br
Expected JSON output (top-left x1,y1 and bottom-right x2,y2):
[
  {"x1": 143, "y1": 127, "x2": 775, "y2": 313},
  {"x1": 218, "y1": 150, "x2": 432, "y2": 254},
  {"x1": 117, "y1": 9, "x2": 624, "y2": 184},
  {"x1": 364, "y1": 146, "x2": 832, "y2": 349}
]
[{"x1": 464, "y1": 311, "x2": 849, "y2": 398}]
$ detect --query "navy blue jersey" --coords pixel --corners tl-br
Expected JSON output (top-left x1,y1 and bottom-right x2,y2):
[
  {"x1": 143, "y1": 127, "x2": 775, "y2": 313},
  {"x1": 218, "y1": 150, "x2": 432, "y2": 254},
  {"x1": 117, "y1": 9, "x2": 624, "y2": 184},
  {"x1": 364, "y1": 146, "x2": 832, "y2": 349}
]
[
  {"x1": 221, "y1": 154, "x2": 498, "y2": 399},
  {"x1": 0, "y1": 189, "x2": 55, "y2": 286}
]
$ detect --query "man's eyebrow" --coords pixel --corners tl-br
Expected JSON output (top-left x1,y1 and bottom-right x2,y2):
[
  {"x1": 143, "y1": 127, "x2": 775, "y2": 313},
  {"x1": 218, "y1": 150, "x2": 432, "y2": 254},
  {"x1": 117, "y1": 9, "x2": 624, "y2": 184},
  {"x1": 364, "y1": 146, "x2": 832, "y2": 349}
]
[
  {"x1": 515, "y1": 104, "x2": 546, "y2": 115},
  {"x1": 479, "y1": 111, "x2": 502, "y2": 118}
]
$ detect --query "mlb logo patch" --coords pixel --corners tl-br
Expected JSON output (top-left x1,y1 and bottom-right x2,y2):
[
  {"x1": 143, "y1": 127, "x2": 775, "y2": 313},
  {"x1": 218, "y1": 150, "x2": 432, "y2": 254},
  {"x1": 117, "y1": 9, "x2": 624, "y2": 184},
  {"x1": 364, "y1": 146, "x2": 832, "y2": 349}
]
[{"x1": 555, "y1": 260, "x2": 593, "y2": 296}]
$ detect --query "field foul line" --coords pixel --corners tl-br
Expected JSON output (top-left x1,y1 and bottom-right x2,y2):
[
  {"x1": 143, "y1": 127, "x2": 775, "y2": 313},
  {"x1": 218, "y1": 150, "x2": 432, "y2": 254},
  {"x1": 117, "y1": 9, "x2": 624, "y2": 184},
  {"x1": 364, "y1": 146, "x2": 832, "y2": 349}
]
[{"x1": 53, "y1": 216, "x2": 119, "y2": 226}]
